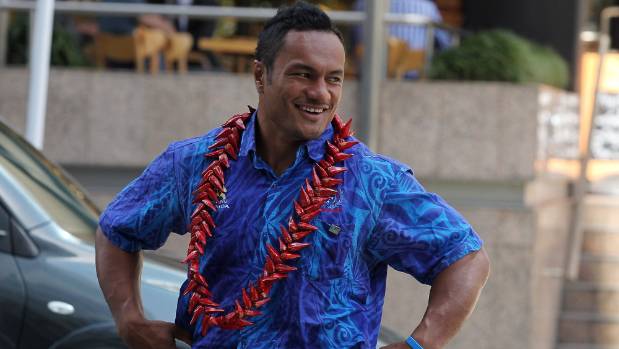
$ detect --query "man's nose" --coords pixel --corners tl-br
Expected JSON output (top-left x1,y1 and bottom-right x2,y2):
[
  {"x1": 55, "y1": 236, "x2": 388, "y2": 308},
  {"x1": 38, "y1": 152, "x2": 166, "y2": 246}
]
[{"x1": 305, "y1": 78, "x2": 330, "y2": 102}]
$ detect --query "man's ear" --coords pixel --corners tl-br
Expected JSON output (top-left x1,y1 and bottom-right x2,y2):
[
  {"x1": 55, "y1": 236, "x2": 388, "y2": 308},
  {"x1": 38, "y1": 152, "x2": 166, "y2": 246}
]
[{"x1": 253, "y1": 60, "x2": 265, "y2": 94}]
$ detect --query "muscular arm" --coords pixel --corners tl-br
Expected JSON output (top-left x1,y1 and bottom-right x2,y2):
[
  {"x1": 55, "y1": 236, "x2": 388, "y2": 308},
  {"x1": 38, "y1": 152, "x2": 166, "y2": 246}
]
[
  {"x1": 95, "y1": 227, "x2": 190, "y2": 348},
  {"x1": 382, "y1": 248, "x2": 490, "y2": 349}
]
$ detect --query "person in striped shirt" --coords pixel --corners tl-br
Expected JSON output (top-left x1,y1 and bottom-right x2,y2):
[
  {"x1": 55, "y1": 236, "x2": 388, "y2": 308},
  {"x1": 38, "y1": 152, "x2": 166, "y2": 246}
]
[{"x1": 355, "y1": 0, "x2": 452, "y2": 78}]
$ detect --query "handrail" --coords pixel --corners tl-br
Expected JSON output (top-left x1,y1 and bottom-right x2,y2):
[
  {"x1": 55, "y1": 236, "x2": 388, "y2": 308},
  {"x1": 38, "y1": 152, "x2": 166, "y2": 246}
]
[{"x1": 0, "y1": 0, "x2": 461, "y2": 66}]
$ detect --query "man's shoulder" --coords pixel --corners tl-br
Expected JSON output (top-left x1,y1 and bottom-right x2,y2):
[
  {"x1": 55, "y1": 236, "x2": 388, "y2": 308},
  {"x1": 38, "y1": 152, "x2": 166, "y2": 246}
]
[
  {"x1": 166, "y1": 127, "x2": 222, "y2": 159},
  {"x1": 348, "y1": 139, "x2": 414, "y2": 178}
]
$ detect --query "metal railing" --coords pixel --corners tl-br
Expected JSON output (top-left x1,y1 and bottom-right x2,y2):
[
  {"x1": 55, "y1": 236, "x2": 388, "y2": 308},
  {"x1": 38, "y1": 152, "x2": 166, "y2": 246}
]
[
  {"x1": 0, "y1": 0, "x2": 459, "y2": 26},
  {"x1": 0, "y1": 0, "x2": 459, "y2": 50}
]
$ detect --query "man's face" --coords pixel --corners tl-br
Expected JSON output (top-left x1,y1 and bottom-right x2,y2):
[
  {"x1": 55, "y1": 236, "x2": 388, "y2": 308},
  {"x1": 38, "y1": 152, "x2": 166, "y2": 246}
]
[{"x1": 255, "y1": 30, "x2": 345, "y2": 141}]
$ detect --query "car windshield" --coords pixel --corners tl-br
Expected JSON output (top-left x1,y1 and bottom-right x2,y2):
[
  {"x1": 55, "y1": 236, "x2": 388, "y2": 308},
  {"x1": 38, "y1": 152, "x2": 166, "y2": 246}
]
[{"x1": 0, "y1": 122, "x2": 99, "y2": 241}]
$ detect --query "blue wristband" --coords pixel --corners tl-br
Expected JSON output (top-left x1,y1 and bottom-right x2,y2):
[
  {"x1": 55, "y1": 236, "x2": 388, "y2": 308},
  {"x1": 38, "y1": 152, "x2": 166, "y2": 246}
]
[{"x1": 406, "y1": 336, "x2": 424, "y2": 349}]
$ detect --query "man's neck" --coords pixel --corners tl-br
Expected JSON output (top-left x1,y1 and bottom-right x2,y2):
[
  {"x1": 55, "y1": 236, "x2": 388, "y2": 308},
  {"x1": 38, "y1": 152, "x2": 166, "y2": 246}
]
[{"x1": 255, "y1": 112, "x2": 302, "y2": 176}]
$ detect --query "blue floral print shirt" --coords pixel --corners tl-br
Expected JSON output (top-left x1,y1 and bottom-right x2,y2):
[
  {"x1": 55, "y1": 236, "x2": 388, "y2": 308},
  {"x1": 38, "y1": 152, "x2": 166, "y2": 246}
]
[{"x1": 99, "y1": 111, "x2": 483, "y2": 349}]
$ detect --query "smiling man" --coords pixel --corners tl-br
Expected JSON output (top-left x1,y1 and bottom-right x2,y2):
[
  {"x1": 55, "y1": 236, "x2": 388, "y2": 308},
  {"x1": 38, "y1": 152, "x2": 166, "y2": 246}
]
[{"x1": 95, "y1": 2, "x2": 489, "y2": 349}]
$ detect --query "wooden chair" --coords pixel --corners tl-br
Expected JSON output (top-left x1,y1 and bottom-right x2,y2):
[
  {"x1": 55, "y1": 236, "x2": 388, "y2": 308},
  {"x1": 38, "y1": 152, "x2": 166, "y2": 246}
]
[
  {"x1": 133, "y1": 26, "x2": 167, "y2": 74},
  {"x1": 93, "y1": 26, "x2": 167, "y2": 74},
  {"x1": 163, "y1": 32, "x2": 194, "y2": 74},
  {"x1": 93, "y1": 33, "x2": 136, "y2": 69},
  {"x1": 351, "y1": 39, "x2": 425, "y2": 79},
  {"x1": 387, "y1": 37, "x2": 426, "y2": 80}
]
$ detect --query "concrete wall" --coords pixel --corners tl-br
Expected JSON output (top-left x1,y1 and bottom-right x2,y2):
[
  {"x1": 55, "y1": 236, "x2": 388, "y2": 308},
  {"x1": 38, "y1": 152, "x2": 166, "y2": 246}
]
[
  {"x1": 0, "y1": 68, "x2": 539, "y2": 181},
  {"x1": 378, "y1": 81, "x2": 539, "y2": 181},
  {"x1": 0, "y1": 68, "x2": 574, "y2": 348}
]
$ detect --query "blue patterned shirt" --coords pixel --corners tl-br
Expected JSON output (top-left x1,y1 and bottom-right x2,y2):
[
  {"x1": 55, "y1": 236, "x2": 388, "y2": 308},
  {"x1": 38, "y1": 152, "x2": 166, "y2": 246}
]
[{"x1": 99, "y1": 111, "x2": 482, "y2": 349}]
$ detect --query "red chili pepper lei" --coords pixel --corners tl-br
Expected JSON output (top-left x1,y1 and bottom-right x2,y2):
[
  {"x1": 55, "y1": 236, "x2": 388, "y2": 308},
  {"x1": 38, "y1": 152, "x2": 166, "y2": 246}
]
[{"x1": 183, "y1": 110, "x2": 357, "y2": 335}]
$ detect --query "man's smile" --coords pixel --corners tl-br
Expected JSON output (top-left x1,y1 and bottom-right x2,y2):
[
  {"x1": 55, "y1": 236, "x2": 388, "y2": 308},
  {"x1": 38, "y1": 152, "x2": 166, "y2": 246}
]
[{"x1": 295, "y1": 103, "x2": 331, "y2": 121}]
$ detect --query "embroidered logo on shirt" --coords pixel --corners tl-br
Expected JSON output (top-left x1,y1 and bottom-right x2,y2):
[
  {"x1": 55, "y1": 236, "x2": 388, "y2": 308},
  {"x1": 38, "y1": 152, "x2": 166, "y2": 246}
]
[
  {"x1": 216, "y1": 187, "x2": 230, "y2": 209},
  {"x1": 322, "y1": 189, "x2": 342, "y2": 210}
]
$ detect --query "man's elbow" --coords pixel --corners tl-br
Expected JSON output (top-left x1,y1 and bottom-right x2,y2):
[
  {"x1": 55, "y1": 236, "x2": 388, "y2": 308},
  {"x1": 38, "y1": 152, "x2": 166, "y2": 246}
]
[{"x1": 475, "y1": 247, "x2": 491, "y2": 284}]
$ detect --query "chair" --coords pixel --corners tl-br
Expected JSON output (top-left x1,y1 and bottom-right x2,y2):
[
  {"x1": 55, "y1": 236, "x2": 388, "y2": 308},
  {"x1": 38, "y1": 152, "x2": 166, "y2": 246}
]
[
  {"x1": 387, "y1": 37, "x2": 426, "y2": 80},
  {"x1": 350, "y1": 38, "x2": 426, "y2": 80},
  {"x1": 163, "y1": 32, "x2": 194, "y2": 74},
  {"x1": 132, "y1": 26, "x2": 167, "y2": 74},
  {"x1": 93, "y1": 26, "x2": 167, "y2": 74},
  {"x1": 93, "y1": 33, "x2": 136, "y2": 69}
]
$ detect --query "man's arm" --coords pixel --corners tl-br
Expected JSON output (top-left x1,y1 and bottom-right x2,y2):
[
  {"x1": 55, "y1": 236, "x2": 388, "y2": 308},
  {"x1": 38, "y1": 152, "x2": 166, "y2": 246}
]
[
  {"x1": 95, "y1": 227, "x2": 191, "y2": 349},
  {"x1": 382, "y1": 248, "x2": 490, "y2": 349}
]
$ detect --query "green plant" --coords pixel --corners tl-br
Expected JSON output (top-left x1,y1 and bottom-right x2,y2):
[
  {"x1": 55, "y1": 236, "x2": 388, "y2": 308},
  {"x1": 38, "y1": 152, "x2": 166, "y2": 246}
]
[
  {"x1": 7, "y1": 13, "x2": 28, "y2": 64},
  {"x1": 429, "y1": 29, "x2": 569, "y2": 88},
  {"x1": 7, "y1": 13, "x2": 89, "y2": 67}
]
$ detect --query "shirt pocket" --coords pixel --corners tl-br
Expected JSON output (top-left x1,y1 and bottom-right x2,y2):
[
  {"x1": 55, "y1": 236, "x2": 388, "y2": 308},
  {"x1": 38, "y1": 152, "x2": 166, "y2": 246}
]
[{"x1": 300, "y1": 211, "x2": 353, "y2": 281}]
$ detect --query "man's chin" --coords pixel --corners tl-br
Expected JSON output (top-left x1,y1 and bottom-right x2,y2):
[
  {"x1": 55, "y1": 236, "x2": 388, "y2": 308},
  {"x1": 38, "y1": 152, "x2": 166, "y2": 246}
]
[
  {"x1": 300, "y1": 129, "x2": 324, "y2": 141},
  {"x1": 293, "y1": 115, "x2": 334, "y2": 141}
]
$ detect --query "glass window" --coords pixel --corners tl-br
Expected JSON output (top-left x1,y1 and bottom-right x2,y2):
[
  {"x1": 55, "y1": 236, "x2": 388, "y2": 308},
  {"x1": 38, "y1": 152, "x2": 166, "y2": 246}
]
[{"x1": 0, "y1": 123, "x2": 99, "y2": 242}]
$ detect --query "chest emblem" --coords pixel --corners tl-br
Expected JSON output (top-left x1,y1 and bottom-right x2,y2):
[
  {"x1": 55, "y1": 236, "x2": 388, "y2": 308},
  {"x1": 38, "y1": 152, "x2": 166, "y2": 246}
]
[
  {"x1": 328, "y1": 224, "x2": 341, "y2": 235},
  {"x1": 216, "y1": 187, "x2": 230, "y2": 209},
  {"x1": 322, "y1": 189, "x2": 342, "y2": 210}
]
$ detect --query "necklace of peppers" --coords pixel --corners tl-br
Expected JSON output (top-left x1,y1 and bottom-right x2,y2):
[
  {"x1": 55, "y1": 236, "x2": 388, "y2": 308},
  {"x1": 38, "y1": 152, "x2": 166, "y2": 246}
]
[{"x1": 181, "y1": 108, "x2": 358, "y2": 336}]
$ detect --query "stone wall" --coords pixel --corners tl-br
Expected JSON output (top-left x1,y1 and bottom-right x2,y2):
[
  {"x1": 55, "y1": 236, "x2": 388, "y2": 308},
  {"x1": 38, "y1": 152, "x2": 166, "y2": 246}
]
[{"x1": 0, "y1": 68, "x2": 574, "y2": 348}]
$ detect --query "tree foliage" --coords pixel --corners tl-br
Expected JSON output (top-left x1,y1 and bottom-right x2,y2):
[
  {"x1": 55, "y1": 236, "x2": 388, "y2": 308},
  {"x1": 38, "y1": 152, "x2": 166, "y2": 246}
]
[{"x1": 7, "y1": 13, "x2": 89, "y2": 67}]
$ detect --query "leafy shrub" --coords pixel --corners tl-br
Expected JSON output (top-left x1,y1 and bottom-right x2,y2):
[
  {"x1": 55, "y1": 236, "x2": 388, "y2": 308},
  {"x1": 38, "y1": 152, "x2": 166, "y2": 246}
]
[
  {"x1": 7, "y1": 13, "x2": 89, "y2": 67},
  {"x1": 429, "y1": 29, "x2": 569, "y2": 88}
]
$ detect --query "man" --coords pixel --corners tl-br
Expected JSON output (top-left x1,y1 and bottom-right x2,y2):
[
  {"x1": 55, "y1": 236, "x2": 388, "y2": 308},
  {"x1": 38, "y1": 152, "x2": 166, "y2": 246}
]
[{"x1": 95, "y1": 2, "x2": 490, "y2": 349}]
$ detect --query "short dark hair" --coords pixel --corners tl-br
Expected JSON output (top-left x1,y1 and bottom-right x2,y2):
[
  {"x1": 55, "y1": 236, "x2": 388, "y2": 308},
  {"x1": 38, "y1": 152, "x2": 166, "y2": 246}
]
[{"x1": 255, "y1": 1, "x2": 343, "y2": 77}]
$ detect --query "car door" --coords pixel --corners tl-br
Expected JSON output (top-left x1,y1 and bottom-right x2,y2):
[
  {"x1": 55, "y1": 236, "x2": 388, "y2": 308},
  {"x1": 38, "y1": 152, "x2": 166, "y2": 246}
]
[{"x1": 0, "y1": 203, "x2": 27, "y2": 349}]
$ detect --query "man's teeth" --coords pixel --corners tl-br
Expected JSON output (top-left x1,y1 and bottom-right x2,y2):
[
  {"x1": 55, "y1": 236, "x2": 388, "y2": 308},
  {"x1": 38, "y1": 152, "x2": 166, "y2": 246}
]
[{"x1": 299, "y1": 105, "x2": 328, "y2": 113}]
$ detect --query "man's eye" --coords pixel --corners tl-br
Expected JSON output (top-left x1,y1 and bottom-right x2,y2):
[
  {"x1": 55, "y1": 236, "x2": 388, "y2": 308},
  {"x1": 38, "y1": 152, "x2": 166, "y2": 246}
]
[
  {"x1": 295, "y1": 73, "x2": 310, "y2": 78},
  {"x1": 327, "y1": 77, "x2": 342, "y2": 84}
]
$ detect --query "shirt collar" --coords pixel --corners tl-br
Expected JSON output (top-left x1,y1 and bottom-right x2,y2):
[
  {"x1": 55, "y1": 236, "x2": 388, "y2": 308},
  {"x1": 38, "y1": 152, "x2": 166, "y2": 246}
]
[{"x1": 238, "y1": 110, "x2": 333, "y2": 163}]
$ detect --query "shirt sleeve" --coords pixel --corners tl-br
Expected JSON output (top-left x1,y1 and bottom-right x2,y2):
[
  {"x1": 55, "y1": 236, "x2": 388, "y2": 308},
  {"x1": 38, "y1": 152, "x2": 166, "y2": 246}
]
[
  {"x1": 99, "y1": 143, "x2": 184, "y2": 252},
  {"x1": 366, "y1": 170, "x2": 483, "y2": 285}
]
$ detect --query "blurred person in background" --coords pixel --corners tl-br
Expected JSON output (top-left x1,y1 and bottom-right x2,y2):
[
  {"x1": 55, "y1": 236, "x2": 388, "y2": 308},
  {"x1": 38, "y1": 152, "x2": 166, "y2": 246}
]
[
  {"x1": 95, "y1": 2, "x2": 489, "y2": 349},
  {"x1": 354, "y1": 0, "x2": 452, "y2": 78},
  {"x1": 357, "y1": 0, "x2": 450, "y2": 50},
  {"x1": 98, "y1": 0, "x2": 176, "y2": 35},
  {"x1": 94, "y1": 0, "x2": 175, "y2": 69},
  {"x1": 174, "y1": 0, "x2": 222, "y2": 70}
]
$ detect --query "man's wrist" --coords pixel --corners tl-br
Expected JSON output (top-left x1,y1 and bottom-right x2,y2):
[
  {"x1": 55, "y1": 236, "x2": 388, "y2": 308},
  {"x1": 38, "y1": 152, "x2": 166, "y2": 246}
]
[
  {"x1": 116, "y1": 311, "x2": 146, "y2": 337},
  {"x1": 406, "y1": 336, "x2": 424, "y2": 349}
]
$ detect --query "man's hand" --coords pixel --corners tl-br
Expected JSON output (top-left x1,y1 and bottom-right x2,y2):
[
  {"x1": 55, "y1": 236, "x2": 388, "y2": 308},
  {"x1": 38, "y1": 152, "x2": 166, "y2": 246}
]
[{"x1": 118, "y1": 318, "x2": 192, "y2": 349}]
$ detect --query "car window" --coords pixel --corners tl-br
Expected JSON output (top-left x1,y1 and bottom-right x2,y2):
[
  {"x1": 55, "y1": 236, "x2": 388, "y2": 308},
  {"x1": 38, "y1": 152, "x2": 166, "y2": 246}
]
[
  {"x1": 0, "y1": 204, "x2": 10, "y2": 253},
  {"x1": 0, "y1": 124, "x2": 99, "y2": 242}
]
